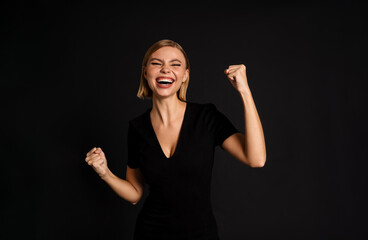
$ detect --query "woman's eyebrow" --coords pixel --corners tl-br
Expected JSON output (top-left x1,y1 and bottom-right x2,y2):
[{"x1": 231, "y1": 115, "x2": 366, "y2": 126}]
[
  {"x1": 149, "y1": 58, "x2": 163, "y2": 62},
  {"x1": 149, "y1": 58, "x2": 182, "y2": 63}
]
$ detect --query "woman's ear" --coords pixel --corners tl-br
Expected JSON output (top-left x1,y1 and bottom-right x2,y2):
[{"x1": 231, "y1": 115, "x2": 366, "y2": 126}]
[{"x1": 183, "y1": 69, "x2": 189, "y2": 82}]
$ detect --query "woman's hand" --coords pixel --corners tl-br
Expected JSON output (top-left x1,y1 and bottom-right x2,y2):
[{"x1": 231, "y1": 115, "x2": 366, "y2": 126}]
[
  {"x1": 85, "y1": 147, "x2": 109, "y2": 178},
  {"x1": 224, "y1": 64, "x2": 250, "y2": 94}
]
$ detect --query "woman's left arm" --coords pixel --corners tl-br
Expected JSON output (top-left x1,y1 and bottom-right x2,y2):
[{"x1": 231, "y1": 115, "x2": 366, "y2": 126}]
[{"x1": 222, "y1": 64, "x2": 266, "y2": 168}]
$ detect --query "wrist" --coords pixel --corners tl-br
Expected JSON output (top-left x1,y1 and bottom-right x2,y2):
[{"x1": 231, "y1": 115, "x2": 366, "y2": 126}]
[
  {"x1": 238, "y1": 89, "x2": 252, "y2": 99},
  {"x1": 100, "y1": 168, "x2": 113, "y2": 181}
]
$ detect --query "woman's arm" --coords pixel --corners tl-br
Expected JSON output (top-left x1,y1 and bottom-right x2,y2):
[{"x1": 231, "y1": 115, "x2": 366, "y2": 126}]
[
  {"x1": 101, "y1": 167, "x2": 145, "y2": 205},
  {"x1": 222, "y1": 65, "x2": 266, "y2": 167},
  {"x1": 85, "y1": 147, "x2": 145, "y2": 205}
]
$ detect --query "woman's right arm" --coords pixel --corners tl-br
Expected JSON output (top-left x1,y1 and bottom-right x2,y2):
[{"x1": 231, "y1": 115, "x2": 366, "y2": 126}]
[{"x1": 85, "y1": 147, "x2": 145, "y2": 205}]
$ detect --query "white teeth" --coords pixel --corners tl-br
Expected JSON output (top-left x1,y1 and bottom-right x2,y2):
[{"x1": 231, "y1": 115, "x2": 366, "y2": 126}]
[{"x1": 157, "y1": 79, "x2": 173, "y2": 83}]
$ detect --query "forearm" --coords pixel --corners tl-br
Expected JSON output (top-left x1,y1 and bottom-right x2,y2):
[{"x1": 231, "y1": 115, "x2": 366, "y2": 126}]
[
  {"x1": 101, "y1": 169, "x2": 140, "y2": 205},
  {"x1": 239, "y1": 90, "x2": 267, "y2": 167}
]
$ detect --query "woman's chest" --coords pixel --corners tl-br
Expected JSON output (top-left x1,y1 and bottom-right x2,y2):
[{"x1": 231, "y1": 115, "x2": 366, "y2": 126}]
[
  {"x1": 139, "y1": 124, "x2": 215, "y2": 185},
  {"x1": 153, "y1": 124, "x2": 182, "y2": 159}
]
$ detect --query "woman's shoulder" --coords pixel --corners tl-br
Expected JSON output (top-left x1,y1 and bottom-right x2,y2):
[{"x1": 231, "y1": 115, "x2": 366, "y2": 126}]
[{"x1": 185, "y1": 101, "x2": 220, "y2": 121}]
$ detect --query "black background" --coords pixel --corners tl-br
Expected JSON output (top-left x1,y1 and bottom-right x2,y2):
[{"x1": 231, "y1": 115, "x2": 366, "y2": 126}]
[{"x1": 1, "y1": 0, "x2": 367, "y2": 239}]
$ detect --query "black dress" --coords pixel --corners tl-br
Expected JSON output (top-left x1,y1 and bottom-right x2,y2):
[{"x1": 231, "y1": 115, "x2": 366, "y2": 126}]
[{"x1": 127, "y1": 101, "x2": 240, "y2": 240}]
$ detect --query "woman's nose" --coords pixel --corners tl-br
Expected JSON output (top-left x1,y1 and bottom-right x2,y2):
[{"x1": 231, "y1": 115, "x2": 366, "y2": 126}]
[{"x1": 160, "y1": 65, "x2": 171, "y2": 73}]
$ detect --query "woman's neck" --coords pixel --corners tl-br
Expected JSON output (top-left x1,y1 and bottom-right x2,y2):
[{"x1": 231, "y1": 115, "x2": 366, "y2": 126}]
[{"x1": 151, "y1": 95, "x2": 186, "y2": 127}]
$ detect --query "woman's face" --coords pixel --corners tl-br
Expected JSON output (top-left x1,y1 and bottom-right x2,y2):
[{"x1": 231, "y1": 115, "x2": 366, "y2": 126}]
[{"x1": 144, "y1": 46, "x2": 189, "y2": 99}]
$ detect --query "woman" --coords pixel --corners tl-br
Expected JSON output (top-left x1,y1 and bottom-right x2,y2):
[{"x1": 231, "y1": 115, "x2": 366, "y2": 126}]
[{"x1": 85, "y1": 39, "x2": 266, "y2": 239}]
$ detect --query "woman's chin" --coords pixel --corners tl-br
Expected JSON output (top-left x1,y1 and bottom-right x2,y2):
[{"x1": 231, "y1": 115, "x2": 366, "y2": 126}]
[{"x1": 152, "y1": 90, "x2": 179, "y2": 99}]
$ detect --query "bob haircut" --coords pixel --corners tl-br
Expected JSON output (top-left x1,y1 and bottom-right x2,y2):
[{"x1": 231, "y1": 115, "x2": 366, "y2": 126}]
[{"x1": 137, "y1": 39, "x2": 190, "y2": 101}]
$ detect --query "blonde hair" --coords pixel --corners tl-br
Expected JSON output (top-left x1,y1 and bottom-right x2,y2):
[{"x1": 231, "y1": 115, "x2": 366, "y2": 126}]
[{"x1": 137, "y1": 39, "x2": 190, "y2": 101}]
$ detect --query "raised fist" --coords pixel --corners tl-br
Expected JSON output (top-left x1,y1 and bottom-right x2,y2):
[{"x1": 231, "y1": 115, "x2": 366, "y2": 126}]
[
  {"x1": 224, "y1": 64, "x2": 250, "y2": 94},
  {"x1": 85, "y1": 147, "x2": 109, "y2": 178}
]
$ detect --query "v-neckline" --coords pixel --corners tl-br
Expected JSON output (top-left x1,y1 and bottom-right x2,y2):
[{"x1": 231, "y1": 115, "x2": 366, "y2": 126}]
[{"x1": 148, "y1": 101, "x2": 189, "y2": 160}]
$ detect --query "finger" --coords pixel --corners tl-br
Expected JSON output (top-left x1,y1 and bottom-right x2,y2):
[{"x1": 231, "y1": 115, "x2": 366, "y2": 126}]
[
  {"x1": 227, "y1": 65, "x2": 236, "y2": 70},
  {"x1": 91, "y1": 159, "x2": 104, "y2": 168},
  {"x1": 86, "y1": 147, "x2": 97, "y2": 157},
  {"x1": 225, "y1": 65, "x2": 240, "y2": 72},
  {"x1": 227, "y1": 66, "x2": 241, "y2": 74},
  {"x1": 225, "y1": 68, "x2": 238, "y2": 75},
  {"x1": 226, "y1": 73, "x2": 236, "y2": 81},
  {"x1": 86, "y1": 154, "x2": 100, "y2": 164},
  {"x1": 95, "y1": 147, "x2": 104, "y2": 156},
  {"x1": 96, "y1": 148, "x2": 105, "y2": 158},
  {"x1": 225, "y1": 67, "x2": 234, "y2": 74},
  {"x1": 86, "y1": 153, "x2": 99, "y2": 160},
  {"x1": 229, "y1": 69, "x2": 241, "y2": 78},
  {"x1": 227, "y1": 68, "x2": 239, "y2": 74},
  {"x1": 229, "y1": 64, "x2": 245, "y2": 68},
  {"x1": 88, "y1": 158, "x2": 102, "y2": 166},
  {"x1": 228, "y1": 65, "x2": 241, "y2": 70},
  {"x1": 225, "y1": 66, "x2": 234, "y2": 73},
  {"x1": 226, "y1": 70, "x2": 240, "y2": 78},
  {"x1": 91, "y1": 154, "x2": 101, "y2": 161}
]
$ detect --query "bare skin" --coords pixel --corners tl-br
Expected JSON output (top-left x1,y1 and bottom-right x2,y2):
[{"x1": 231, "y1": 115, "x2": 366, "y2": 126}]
[
  {"x1": 144, "y1": 46, "x2": 189, "y2": 159},
  {"x1": 85, "y1": 47, "x2": 266, "y2": 205},
  {"x1": 85, "y1": 147, "x2": 144, "y2": 205},
  {"x1": 222, "y1": 64, "x2": 267, "y2": 167},
  {"x1": 85, "y1": 46, "x2": 189, "y2": 205}
]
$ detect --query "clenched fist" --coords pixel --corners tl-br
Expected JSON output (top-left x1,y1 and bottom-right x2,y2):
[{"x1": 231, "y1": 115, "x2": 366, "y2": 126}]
[
  {"x1": 85, "y1": 147, "x2": 109, "y2": 178},
  {"x1": 224, "y1": 64, "x2": 250, "y2": 94}
]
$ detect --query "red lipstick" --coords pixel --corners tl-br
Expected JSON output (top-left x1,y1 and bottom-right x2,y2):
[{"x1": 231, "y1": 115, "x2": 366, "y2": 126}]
[{"x1": 155, "y1": 77, "x2": 175, "y2": 88}]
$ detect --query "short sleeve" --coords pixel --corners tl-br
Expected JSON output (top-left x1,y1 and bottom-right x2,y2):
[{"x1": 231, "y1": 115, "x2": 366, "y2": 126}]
[
  {"x1": 127, "y1": 122, "x2": 141, "y2": 169},
  {"x1": 206, "y1": 103, "x2": 240, "y2": 148}
]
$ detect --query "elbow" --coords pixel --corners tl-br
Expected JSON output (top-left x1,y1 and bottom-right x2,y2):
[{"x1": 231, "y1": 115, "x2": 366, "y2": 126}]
[
  {"x1": 129, "y1": 185, "x2": 144, "y2": 206},
  {"x1": 248, "y1": 157, "x2": 266, "y2": 168},
  {"x1": 130, "y1": 197, "x2": 141, "y2": 206},
  {"x1": 131, "y1": 199, "x2": 140, "y2": 206},
  {"x1": 130, "y1": 194, "x2": 143, "y2": 206}
]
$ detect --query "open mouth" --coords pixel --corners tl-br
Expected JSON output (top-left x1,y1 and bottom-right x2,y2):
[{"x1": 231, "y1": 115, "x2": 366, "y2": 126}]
[{"x1": 156, "y1": 77, "x2": 175, "y2": 87}]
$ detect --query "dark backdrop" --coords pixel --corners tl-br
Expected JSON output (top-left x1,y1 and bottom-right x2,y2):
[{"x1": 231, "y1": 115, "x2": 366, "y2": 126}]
[{"x1": 1, "y1": 1, "x2": 367, "y2": 239}]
